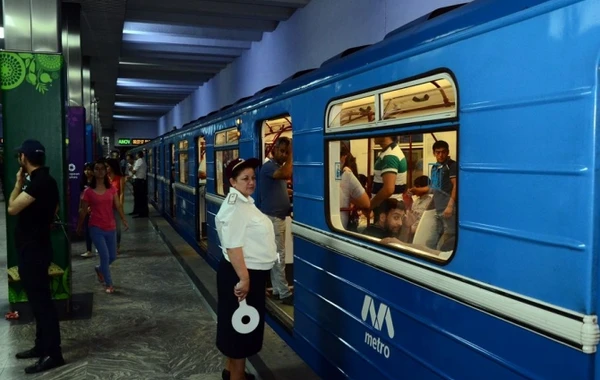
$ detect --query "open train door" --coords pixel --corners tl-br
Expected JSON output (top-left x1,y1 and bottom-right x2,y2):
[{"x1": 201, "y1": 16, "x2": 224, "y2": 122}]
[
  {"x1": 259, "y1": 115, "x2": 295, "y2": 325},
  {"x1": 196, "y1": 136, "x2": 208, "y2": 244}
]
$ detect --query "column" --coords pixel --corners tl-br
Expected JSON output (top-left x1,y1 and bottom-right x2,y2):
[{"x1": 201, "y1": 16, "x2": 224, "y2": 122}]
[
  {"x1": 1, "y1": 0, "x2": 71, "y2": 306},
  {"x1": 62, "y1": 2, "x2": 86, "y2": 236},
  {"x1": 82, "y1": 57, "x2": 94, "y2": 162}
]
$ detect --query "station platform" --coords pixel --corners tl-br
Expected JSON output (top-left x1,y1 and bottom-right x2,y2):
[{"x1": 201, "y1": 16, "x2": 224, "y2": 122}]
[{"x1": 0, "y1": 191, "x2": 318, "y2": 380}]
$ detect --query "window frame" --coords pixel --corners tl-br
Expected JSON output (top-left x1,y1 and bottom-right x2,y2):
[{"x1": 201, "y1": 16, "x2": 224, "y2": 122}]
[
  {"x1": 326, "y1": 71, "x2": 457, "y2": 134},
  {"x1": 323, "y1": 70, "x2": 459, "y2": 265},
  {"x1": 214, "y1": 127, "x2": 240, "y2": 197},
  {"x1": 324, "y1": 129, "x2": 458, "y2": 265}
]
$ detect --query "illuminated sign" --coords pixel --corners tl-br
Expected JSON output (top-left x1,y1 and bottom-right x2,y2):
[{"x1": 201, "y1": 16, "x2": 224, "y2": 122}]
[{"x1": 117, "y1": 138, "x2": 150, "y2": 146}]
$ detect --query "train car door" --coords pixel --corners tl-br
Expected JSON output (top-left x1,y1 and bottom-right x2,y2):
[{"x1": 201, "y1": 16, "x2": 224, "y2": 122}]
[
  {"x1": 196, "y1": 136, "x2": 207, "y2": 243},
  {"x1": 259, "y1": 115, "x2": 295, "y2": 322},
  {"x1": 162, "y1": 144, "x2": 169, "y2": 213},
  {"x1": 152, "y1": 147, "x2": 158, "y2": 203},
  {"x1": 169, "y1": 143, "x2": 176, "y2": 218}
]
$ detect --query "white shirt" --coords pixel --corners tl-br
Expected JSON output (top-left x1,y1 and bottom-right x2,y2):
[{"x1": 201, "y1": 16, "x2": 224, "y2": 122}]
[
  {"x1": 215, "y1": 188, "x2": 277, "y2": 270},
  {"x1": 339, "y1": 167, "x2": 365, "y2": 228},
  {"x1": 133, "y1": 158, "x2": 147, "y2": 180}
]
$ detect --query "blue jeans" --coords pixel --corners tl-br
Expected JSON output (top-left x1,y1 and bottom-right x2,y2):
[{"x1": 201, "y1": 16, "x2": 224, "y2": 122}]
[
  {"x1": 426, "y1": 210, "x2": 456, "y2": 250},
  {"x1": 267, "y1": 216, "x2": 291, "y2": 299},
  {"x1": 89, "y1": 226, "x2": 117, "y2": 286},
  {"x1": 113, "y1": 209, "x2": 121, "y2": 245},
  {"x1": 84, "y1": 214, "x2": 92, "y2": 251}
]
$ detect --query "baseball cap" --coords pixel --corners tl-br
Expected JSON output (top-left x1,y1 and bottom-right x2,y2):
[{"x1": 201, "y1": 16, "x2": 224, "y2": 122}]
[
  {"x1": 15, "y1": 139, "x2": 46, "y2": 158},
  {"x1": 225, "y1": 158, "x2": 260, "y2": 179}
]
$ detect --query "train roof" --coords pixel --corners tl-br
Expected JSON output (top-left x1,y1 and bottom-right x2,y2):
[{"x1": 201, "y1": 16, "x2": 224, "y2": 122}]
[{"x1": 153, "y1": 0, "x2": 556, "y2": 137}]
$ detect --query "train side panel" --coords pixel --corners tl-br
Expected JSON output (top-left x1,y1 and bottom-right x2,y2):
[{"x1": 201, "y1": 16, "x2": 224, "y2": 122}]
[{"x1": 289, "y1": 1, "x2": 600, "y2": 379}]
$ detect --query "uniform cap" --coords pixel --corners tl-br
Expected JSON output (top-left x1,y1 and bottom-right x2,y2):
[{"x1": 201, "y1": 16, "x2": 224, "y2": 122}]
[{"x1": 225, "y1": 158, "x2": 260, "y2": 179}]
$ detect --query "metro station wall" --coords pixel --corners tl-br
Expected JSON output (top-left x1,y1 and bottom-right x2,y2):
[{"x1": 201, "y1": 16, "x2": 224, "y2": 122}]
[
  {"x1": 114, "y1": 121, "x2": 158, "y2": 141},
  {"x1": 157, "y1": 0, "x2": 471, "y2": 135}
]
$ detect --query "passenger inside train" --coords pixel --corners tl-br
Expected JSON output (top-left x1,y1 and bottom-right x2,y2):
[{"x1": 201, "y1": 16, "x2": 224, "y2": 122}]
[
  {"x1": 328, "y1": 131, "x2": 458, "y2": 259},
  {"x1": 253, "y1": 117, "x2": 295, "y2": 312}
]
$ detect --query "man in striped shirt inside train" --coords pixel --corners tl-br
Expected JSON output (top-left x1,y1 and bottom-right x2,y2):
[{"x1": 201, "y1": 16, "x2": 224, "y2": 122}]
[{"x1": 369, "y1": 136, "x2": 408, "y2": 211}]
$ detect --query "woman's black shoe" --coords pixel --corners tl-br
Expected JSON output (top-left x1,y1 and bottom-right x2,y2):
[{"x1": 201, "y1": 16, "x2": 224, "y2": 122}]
[
  {"x1": 15, "y1": 348, "x2": 41, "y2": 359},
  {"x1": 24, "y1": 355, "x2": 65, "y2": 374},
  {"x1": 221, "y1": 369, "x2": 256, "y2": 380}
]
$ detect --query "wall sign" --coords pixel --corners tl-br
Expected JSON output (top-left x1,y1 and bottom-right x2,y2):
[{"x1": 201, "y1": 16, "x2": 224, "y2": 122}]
[{"x1": 117, "y1": 138, "x2": 151, "y2": 146}]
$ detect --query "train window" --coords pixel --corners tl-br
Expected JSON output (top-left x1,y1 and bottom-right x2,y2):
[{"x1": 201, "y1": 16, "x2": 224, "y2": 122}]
[
  {"x1": 215, "y1": 150, "x2": 239, "y2": 196},
  {"x1": 179, "y1": 140, "x2": 189, "y2": 184},
  {"x1": 326, "y1": 73, "x2": 457, "y2": 133},
  {"x1": 227, "y1": 129, "x2": 240, "y2": 144},
  {"x1": 147, "y1": 148, "x2": 153, "y2": 174},
  {"x1": 380, "y1": 75, "x2": 456, "y2": 123},
  {"x1": 260, "y1": 116, "x2": 292, "y2": 158},
  {"x1": 327, "y1": 130, "x2": 457, "y2": 262},
  {"x1": 215, "y1": 127, "x2": 240, "y2": 196},
  {"x1": 165, "y1": 145, "x2": 170, "y2": 178},
  {"x1": 198, "y1": 136, "x2": 206, "y2": 184},
  {"x1": 328, "y1": 95, "x2": 376, "y2": 129},
  {"x1": 156, "y1": 147, "x2": 161, "y2": 175}
]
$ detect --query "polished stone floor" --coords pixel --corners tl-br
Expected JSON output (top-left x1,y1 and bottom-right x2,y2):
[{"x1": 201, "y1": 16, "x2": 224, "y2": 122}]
[{"x1": 0, "y1": 192, "x2": 226, "y2": 379}]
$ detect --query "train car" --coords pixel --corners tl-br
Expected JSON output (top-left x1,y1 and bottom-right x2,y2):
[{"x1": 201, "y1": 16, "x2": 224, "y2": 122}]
[{"x1": 133, "y1": 1, "x2": 600, "y2": 378}]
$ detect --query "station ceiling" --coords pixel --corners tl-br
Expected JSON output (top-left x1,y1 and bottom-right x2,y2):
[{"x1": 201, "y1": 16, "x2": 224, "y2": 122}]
[{"x1": 68, "y1": 0, "x2": 311, "y2": 129}]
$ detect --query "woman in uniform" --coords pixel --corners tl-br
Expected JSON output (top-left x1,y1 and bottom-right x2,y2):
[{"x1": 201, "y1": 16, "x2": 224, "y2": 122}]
[{"x1": 215, "y1": 158, "x2": 277, "y2": 380}]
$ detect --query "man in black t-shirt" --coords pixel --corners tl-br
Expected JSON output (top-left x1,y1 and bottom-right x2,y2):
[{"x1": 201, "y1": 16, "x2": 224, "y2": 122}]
[
  {"x1": 364, "y1": 198, "x2": 405, "y2": 239},
  {"x1": 7, "y1": 139, "x2": 65, "y2": 374}
]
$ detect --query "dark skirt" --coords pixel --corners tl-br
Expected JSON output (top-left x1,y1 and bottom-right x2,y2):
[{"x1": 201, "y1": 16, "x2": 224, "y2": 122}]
[{"x1": 216, "y1": 258, "x2": 268, "y2": 359}]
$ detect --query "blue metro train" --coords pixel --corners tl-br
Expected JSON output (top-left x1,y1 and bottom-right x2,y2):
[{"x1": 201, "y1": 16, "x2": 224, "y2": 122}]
[{"x1": 130, "y1": 1, "x2": 600, "y2": 378}]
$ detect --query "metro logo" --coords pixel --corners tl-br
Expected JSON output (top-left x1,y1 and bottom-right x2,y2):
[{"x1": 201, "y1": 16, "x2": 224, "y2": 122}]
[{"x1": 361, "y1": 295, "x2": 395, "y2": 339}]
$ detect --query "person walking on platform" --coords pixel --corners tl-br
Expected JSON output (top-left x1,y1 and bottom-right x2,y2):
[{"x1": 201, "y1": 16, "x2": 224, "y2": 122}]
[
  {"x1": 80, "y1": 162, "x2": 96, "y2": 258},
  {"x1": 106, "y1": 158, "x2": 126, "y2": 253},
  {"x1": 131, "y1": 151, "x2": 148, "y2": 218},
  {"x1": 77, "y1": 160, "x2": 129, "y2": 294},
  {"x1": 7, "y1": 139, "x2": 65, "y2": 374},
  {"x1": 215, "y1": 158, "x2": 277, "y2": 380}
]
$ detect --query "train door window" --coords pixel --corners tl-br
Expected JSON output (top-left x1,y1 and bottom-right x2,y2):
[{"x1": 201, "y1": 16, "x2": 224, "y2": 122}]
[
  {"x1": 198, "y1": 137, "x2": 207, "y2": 184},
  {"x1": 179, "y1": 139, "x2": 189, "y2": 184},
  {"x1": 326, "y1": 73, "x2": 458, "y2": 263},
  {"x1": 197, "y1": 136, "x2": 208, "y2": 242},
  {"x1": 260, "y1": 115, "x2": 295, "y2": 319},
  {"x1": 215, "y1": 128, "x2": 240, "y2": 196}
]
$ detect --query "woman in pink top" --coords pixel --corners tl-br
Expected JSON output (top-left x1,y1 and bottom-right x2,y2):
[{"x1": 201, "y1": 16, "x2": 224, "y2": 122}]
[
  {"x1": 76, "y1": 160, "x2": 129, "y2": 293},
  {"x1": 106, "y1": 159, "x2": 126, "y2": 253}
]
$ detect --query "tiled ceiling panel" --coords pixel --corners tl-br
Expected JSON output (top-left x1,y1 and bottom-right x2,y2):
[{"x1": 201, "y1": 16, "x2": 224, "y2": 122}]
[
  {"x1": 3, "y1": 0, "x2": 311, "y2": 128},
  {"x1": 114, "y1": 0, "x2": 311, "y2": 124}
]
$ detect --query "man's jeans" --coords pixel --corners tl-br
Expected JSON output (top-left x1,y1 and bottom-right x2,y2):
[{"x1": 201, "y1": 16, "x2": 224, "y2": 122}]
[
  {"x1": 426, "y1": 210, "x2": 456, "y2": 250},
  {"x1": 267, "y1": 216, "x2": 291, "y2": 299}
]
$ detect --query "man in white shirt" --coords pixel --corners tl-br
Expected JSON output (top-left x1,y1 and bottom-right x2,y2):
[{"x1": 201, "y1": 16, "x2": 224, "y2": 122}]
[{"x1": 131, "y1": 151, "x2": 148, "y2": 218}]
